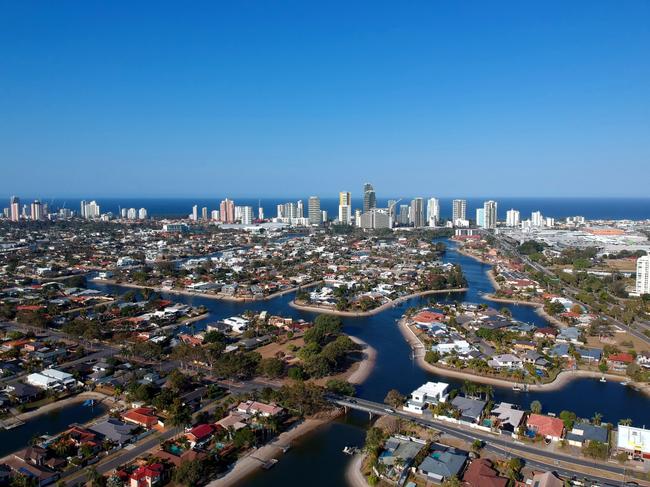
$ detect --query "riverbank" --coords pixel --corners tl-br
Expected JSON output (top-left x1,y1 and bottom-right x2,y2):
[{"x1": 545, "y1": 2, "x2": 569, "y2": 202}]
[
  {"x1": 396, "y1": 317, "x2": 650, "y2": 395},
  {"x1": 92, "y1": 277, "x2": 322, "y2": 303},
  {"x1": 208, "y1": 410, "x2": 342, "y2": 487},
  {"x1": 345, "y1": 453, "x2": 369, "y2": 487},
  {"x1": 10, "y1": 391, "x2": 114, "y2": 423},
  {"x1": 455, "y1": 245, "x2": 494, "y2": 265},
  {"x1": 289, "y1": 287, "x2": 468, "y2": 317},
  {"x1": 345, "y1": 336, "x2": 377, "y2": 385}
]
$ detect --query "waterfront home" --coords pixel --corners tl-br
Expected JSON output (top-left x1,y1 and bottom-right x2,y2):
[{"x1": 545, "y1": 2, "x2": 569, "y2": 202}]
[
  {"x1": 566, "y1": 421, "x2": 608, "y2": 447},
  {"x1": 521, "y1": 350, "x2": 550, "y2": 369},
  {"x1": 450, "y1": 396, "x2": 487, "y2": 424},
  {"x1": 417, "y1": 445, "x2": 467, "y2": 482},
  {"x1": 637, "y1": 351, "x2": 650, "y2": 368},
  {"x1": 5, "y1": 382, "x2": 41, "y2": 404},
  {"x1": 431, "y1": 339, "x2": 472, "y2": 355},
  {"x1": 490, "y1": 403, "x2": 526, "y2": 434},
  {"x1": 534, "y1": 327, "x2": 558, "y2": 340},
  {"x1": 487, "y1": 354, "x2": 523, "y2": 370},
  {"x1": 26, "y1": 368, "x2": 76, "y2": 391},
  {"x1": 5, "y1": 447, "x2": 59, "y2": 486},
  {"x1": 607, "y1": 352, "x2": 635, "y2": 371},
  {"x1": 89, "y1": 418, "x2": 138, "y2": 445},
  {"x1": 216, "y1": 412, "x2": 249, "y2": 431},
  {"x1": 122, "y1": 407, "x2": 159, "y2": 429},
  {"x1": 403, "y1": 382, "x2": 449, "y2": 414},
  {"x1": 236, "y1": 400, "x2": 283, "y2": 417},
  {"x1": 412, "y1": 310, "x2": 446, "y2": 326},
  {"x1": 378, "y1": 436, "x2": 426, "y2": 468},
  {"x1": 462, "y1": 458, "x2": 508, "y2": 487},
  {"x1": 617, "y1": 425, "x2": 650, "y2": 459},
  {"x1": 526, "y1": 414, "x2": 565, "y2": 442},
  {"x1": 129, "y1": 462, "x2": 165, "y2": 487}
]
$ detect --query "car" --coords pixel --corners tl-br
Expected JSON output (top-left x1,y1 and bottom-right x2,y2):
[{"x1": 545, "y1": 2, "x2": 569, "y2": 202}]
[{"x1": 383, "y1": 407, "x2": 394, "y2": 413}]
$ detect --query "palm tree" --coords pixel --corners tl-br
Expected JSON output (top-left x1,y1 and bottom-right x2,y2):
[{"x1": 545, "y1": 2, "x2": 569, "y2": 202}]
[
  {"x1": 592, "y1": 412, "x2": 603, "y2": 426},
  {"x1": 619, "y1": 418, "x2": 633, "y2": 426}
]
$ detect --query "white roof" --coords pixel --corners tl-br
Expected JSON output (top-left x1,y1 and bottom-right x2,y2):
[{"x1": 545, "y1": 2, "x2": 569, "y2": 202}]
[
  {"x1": 41, "y1": 368, "x2": 73, "y2": 380},
  {"x1": 617, "y1": 425, "x2": 650, "y2": 453},
  {"x1": 414, "y1": 381, "x2": 449, "y2": 397}
]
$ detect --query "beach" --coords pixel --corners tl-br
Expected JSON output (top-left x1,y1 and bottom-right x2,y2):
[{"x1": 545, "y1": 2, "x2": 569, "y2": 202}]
[
  {"x1": 289, "y1": 287, "x2": 468, "y2": 317},
  {"x1": 346, "y1": 336, "x2": 377, "y2": 385},
  {"x1": 345, "y1": 453, "x2": 369, "y2": 487}
]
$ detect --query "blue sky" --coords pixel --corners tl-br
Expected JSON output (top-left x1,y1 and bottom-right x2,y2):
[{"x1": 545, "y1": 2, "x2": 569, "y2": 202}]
[{"x1": 1, "y1": 1, "x2": 649, "y2": 198}]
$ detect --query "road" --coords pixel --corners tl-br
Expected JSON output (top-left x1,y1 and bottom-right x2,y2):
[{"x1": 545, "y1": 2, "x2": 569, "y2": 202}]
[
  {"x1": 332, "y1": 395, "x2": 648, "y2": 487},
  {"x1": 488, "y1": 232, "x2": 650, "y2": 348}
]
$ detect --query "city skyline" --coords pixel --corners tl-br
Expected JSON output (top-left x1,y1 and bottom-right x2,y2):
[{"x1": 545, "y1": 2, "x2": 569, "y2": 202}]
[{"x1": 2, "y1": 1, "x2": 649, "y2": 198}]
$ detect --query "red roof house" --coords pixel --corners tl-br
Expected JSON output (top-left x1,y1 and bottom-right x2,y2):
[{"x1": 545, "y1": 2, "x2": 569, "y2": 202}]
[
  {"x1": 526, "y1": 414, "x2": 565, "y2": 441},
  {"x1": 122, "y1": 407, "x2": 158, "y2": 429},
  {"x1": 186, "y1": 423, "x2": 217, "y2": 446},
  {"x1": 462, "y1": 458, "x2": 508, "y2": 487},
  {"x1": 130, "y1": 463, "x2": 164, "y2": 487}
]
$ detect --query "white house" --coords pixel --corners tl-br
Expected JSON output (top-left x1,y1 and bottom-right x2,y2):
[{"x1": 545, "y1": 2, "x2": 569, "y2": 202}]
[
  {"x1": 27, "y1": 368, "x2": 76, "y2": 391},
  {"x1": 404, "y1": 382, "x2": 449, "y2": 414},
  {"x1": 432, "y1": 339, "x2": 472, "y2": 355},
  {"x1": 488, "y1": 354, "x2": 523, "y2": 370}
]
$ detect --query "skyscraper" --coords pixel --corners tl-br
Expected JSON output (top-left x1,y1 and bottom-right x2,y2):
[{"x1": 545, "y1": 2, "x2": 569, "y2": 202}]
[
  {"x1": 362, "y1": 183, "x2": 376, "y2": 213},
  {"x1": 138, "y1": 208, "x2": 148, "y2": 219},
  {"x1": 506, "y1": 209, "x2": 520, "y2": 227},
  {"x1": 241, "y1": 206, "x2": 254, "y2": 225},
  {"x1": 636, "y1": 255, "x2": 650, "y2": 296},
  {"x1": 79, "y1": 200, "x2": 86, "y2": 219},
  {"x1": 427, "y1": 198, "x2": 440, "y2": 226},
  {"x1": 308, "y1": 196, "x2": 321, "y2": 225},
  {"x1": 398, "y1": 205, "x2": 409, "y2": 226},
  {"x1": 410, "y1": 197, "x2": 425, "y2": 227},
  {"x1": 296, "y1": 200, "x2": 304, "y2": 218},
  {"x1": 476, "y1": 208, "x2": 485, "y2": 228},
  {"x1": 483, "y1": 200, "x2": 497, "y2": 229},
  {"x1": 452, "y1": 199, "x2": 467, "y2": 223},
  {"x1": 338, "y1": 191, "x2": 352, "y2": 225},
  {"x1": 30, "y1": 200, "x2": 43, "y2": 221},
  {"x1": 359, "y1": 208, "x2": 390, "y2": 229},
  {"x1": 220, "y1": 198, "x2": 235, "y2": 223},
  {"x1": 127, "y1": 207, "x2": 137, "y2": 219},
  {"x1": 190, "y1": 205, "x2": 198, "y2": 221},
  {"x1": 201, "y1": 207, "x2": 208, "y2": 220},
  {"x1": 531, "y1": 211, "x2": 544, "y2": 227}
]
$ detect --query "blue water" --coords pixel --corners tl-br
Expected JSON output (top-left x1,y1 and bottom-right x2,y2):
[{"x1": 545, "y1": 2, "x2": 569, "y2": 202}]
[
  {"x1": 87, "y1": 238, "x2": 650, "y2": 486},
  {"x1": 27, "y1": 196, "x2": 650, "y2": 221}
]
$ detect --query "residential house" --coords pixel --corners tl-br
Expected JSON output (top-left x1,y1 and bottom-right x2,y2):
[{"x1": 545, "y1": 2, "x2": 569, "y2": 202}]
[
  {"x1": 130, "y1": 463, "x2": 164, "y2": 487},
  {"x1": 617, "y1": 425, "x2": 650, "y2": 459},
  {"x1": 122, "y1": 407, "x2": 159, "y2": 429},
  {"x1": 566, "y1": 422, "x2": 608, "y2": 447},
  {"x1": 487, "y1": 354, "x2": 523, "y2": 370},
  {"x1": 490, "y1": 403, "x2": 526, "y2": 434},
  {"x1": 450, "y1": 396, "x2": 487, "y2": 424},
  {"x1": 404, "y1": 382, "x2": 449, "y2": 414},
  {"x1": 529, "y1": 471, "x2": 564, "y2": 487},
  {"x1": 236, "y1": 400, "x2": 283, "y2": 417},
  {"x1": 462, "y1": 458, "x2": 508, "y2": 487},
  {"x1": 417, "y1": 445, "x2": 467, "y2": 482},
  {"x1": 607, "y1": 353, "x2": 635, "y2": 372},
  {"x1": 526, "y1": 414, "x2": 565, "y2": 442},
  {"x1": 186, "y1": 423, "x2": 218, "y2": 448},
  {"x1": 89, "y1": 418, "x2": 138, "y2": 445}
]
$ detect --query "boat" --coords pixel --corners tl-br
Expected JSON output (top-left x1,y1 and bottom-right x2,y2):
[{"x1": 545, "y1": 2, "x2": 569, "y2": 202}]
[
  {"x1": 280, "y1": 444, "x2": 291, "y2": 453},
  {"x1": 512, "y1": 384, "x2": 522, "y2": 392},
  {"x1": 599, "y1": 377, "x2": 606, "y2": 383},
  {"x1": 82, "y1": 399, "x2": 96, "y2": 407},
  {"x1": 342, "y1": 446, "x2": 359, "y2": 455},
  {"x1": 262, "y1": 459, "x2": 278, "y2": 470}
]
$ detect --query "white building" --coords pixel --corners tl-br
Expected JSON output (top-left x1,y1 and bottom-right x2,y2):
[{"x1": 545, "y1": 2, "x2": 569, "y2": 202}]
[
  {"x1": 403, "y1": 382, "x2": 449, "y2": 414},
  {"x1": 452, "y1": 199, "x2": 466, "y2": 225},
  {"x1": 531, "y1": 211, "x2": 544, "y2": 227},
  {"x1": 138, "y1": 208, "x2": 148, "y2": 219},
  {"x1": 27, "y1": 368, "x2": 76, "y2": 391},
  {"x1": 617, "y1": 425, "x2": 650, "y2": 457},
  {"x1": 427, "y1": 198, "x2": 440, "y2": 227},
  {"x1": 211, "y1": 210, "x2": 220, "y2": 221},
  {"x1": 127, "y1": 207, "x2": 137, "y2": 219},
  {"x1": 241, "y1": 206, "x2": 254, "y2": 225},
  {"x1": 506, "y1": 209, "x2": 520, "y2": 227},
  {"x1": 483, "y1": 200, "x2": 497, "y2": 229},
  {"x1": 636, "y1": 255, "x2": 650, "y2": 296}
]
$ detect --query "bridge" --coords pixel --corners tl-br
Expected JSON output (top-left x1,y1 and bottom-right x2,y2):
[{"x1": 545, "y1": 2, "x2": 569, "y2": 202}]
[{"x1": 330, "y1": 395, "x2": 647, "y2": 487}]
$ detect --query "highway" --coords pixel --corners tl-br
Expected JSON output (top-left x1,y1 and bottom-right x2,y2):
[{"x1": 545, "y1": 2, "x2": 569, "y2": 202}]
[{"x1": 331, "y1": 395, "x2": 647, "y2": 487}]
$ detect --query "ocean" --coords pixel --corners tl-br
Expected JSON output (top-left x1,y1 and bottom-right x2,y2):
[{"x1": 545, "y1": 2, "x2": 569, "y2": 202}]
[{"x1": 17, "y1": 196, "x2": 650, "y2": 221}]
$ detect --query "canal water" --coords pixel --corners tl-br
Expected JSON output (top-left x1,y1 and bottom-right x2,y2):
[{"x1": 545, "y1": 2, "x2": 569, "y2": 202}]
[
  {"x1": 0, "y1": 403, "x2": 108, "y2": 458},
  {"x1": 89, "y1": 239, "x2": 650, "y2": 486}
]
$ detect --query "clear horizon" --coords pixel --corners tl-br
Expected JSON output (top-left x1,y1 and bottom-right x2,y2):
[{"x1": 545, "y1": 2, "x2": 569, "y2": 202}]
[{"x1": 2, "y1": 1, "x2": 649, "y2": 197}]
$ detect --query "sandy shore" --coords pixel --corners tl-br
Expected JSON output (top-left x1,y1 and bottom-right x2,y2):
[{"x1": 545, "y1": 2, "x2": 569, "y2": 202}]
[
  {"x1": 289, "y1": 287, "x2": 468, "y2": 317},
  {"x1": 12, "y1": 391, "x2": 113, "y2": 422},
  {"x1": 92, "y1": 277, "x2": 322, "y2": 303},
  {"x1": 346, "y1": 336, "x2": 377, "y2": 385},
  {"x1": 396, "y1": 317, "x2": 646, "y2": 393},
  {"x1": 206, "y1": 415, "x2": 335, "y2": 487},
  {"x1": 345, "y1": 453, "x2": 369, "y2": 487}
]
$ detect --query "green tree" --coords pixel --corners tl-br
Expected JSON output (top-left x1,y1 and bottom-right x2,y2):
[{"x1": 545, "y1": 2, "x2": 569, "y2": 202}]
[
  {"x1": 384, "y1": 389, "x2": 406, "y2": 408},
  {"x1": 530, "y1": 400, "x2": 542, "y2": 414}
]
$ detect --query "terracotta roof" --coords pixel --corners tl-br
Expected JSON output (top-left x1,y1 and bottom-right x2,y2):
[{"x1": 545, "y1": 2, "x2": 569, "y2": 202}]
[
  {"x1": 527, "y1": 414, "x2": 564, "y2": 438},
  {"x1": 462, "y1": 458, "x2": 508, "y2": 487},
  {"x1": 122, "y1": 407, "x2": 158, "y2": 427},
  {"x1": 608, "y1": 353, "x2": 634, "y2": 363}
]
